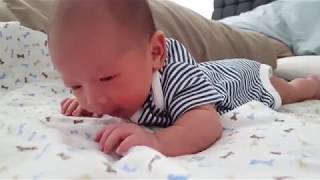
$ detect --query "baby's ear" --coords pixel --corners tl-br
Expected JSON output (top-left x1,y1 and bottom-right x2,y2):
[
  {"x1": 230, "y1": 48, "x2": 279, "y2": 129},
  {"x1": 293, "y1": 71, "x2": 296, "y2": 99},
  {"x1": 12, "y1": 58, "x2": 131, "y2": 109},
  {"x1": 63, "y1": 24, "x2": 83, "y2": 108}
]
[{"x1": 150, "y1": 31, "x2": 166, "y2": 71}]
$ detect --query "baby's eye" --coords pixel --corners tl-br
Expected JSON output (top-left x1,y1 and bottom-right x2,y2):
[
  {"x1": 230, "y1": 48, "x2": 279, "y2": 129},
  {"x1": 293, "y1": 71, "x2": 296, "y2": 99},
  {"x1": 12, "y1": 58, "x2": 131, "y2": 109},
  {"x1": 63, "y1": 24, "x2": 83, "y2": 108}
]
[
  {"x1": 71, "y1": 85, "x2": 82, "y2": 90},
  {"x1": 100, "y1": 75, "x2": 116, "y2": 82}
]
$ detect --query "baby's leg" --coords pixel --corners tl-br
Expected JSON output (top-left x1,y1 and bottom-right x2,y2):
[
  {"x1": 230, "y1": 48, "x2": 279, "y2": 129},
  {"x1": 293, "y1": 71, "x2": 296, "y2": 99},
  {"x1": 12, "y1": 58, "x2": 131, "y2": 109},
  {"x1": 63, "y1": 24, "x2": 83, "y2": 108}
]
[{"x1": 271, "y1": 75, "x2": 320, "y2": 105}]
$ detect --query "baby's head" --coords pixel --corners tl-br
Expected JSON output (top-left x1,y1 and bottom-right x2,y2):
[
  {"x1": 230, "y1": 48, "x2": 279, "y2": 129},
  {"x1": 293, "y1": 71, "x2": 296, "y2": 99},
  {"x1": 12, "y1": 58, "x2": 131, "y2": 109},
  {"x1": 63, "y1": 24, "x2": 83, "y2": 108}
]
[{"x1": 48, "y1": 0, "x2": 166, "y2": 118}]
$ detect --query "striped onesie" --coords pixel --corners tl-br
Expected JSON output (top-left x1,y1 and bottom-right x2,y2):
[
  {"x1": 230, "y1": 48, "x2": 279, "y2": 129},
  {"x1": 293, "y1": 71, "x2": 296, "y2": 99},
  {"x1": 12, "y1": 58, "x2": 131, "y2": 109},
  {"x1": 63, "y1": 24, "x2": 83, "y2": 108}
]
[{"x1": 130, "y1": 38, "x2": 282, "y2": 127}]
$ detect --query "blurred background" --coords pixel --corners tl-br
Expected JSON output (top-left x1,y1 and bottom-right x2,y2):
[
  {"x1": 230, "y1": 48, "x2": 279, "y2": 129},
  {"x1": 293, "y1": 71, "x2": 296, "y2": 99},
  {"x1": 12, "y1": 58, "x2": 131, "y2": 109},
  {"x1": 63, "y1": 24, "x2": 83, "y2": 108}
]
[{"x1": 168, "y1": 0, "x2": 213, "y2": 19}]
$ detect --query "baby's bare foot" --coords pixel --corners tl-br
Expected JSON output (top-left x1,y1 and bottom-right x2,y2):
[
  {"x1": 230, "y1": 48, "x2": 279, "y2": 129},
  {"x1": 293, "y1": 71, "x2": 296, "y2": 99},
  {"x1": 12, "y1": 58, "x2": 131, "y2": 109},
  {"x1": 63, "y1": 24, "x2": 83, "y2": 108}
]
[{"x1": 307, "y1": 75, "x2": 320, "y2": 99}]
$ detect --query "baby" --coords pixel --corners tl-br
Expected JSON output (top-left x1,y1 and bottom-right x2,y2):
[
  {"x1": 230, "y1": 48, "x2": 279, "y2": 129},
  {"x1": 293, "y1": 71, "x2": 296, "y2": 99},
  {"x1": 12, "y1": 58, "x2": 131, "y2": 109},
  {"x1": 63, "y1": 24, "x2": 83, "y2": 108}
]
[{"x1": 48, "y1": 0, "x2": 320, "y2": 156}]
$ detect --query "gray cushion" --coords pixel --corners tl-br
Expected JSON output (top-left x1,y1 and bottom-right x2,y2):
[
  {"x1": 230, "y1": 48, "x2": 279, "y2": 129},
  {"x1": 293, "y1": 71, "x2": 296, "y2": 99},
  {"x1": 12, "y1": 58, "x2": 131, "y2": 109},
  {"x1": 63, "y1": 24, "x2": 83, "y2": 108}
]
[{"x1": 212, "y1": 0, "x2": 275, "y2": 20}]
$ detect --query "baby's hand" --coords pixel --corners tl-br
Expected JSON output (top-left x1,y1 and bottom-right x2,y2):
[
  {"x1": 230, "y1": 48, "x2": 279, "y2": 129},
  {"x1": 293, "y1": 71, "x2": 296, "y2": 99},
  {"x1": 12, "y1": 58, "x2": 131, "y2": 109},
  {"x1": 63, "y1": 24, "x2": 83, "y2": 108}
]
[
  {"x1": 95, "y1": 122, "x2": 160, "y2": 156},
  {"x1": 60, "y1": 98, "x2": 102, "y2": 117}
]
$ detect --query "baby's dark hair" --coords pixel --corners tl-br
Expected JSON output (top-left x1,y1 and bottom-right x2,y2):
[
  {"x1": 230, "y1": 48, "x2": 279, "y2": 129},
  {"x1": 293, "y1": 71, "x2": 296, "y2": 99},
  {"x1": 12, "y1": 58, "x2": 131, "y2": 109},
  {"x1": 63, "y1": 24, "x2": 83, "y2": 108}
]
[{"x1": 49, "y1": 0, "x2": 156, "y2": 40}]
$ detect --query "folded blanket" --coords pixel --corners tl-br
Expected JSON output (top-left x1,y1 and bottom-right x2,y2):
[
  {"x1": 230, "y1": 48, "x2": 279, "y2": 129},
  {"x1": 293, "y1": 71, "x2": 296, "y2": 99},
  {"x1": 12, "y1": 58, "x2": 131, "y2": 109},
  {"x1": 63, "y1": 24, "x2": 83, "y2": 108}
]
[{"x1": 220, "y1": 0, "x2": 320, "y2": 56}]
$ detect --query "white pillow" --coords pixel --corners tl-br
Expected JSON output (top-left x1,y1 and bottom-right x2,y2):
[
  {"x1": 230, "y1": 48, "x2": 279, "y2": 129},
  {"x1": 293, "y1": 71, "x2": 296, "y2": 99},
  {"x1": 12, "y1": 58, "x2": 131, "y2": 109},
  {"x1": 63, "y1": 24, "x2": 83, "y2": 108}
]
[
  {"x1": 274, "y1": 56, "x2": 320, "y2": 80},
  {"x1": 0, "y1": 22, "x2": 60, "y2": 93}
]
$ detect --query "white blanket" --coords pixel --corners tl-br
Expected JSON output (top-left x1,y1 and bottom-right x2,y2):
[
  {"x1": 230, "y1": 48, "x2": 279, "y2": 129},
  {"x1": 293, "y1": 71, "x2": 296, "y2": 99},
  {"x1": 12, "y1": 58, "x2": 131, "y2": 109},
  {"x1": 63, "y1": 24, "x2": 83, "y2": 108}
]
[{"x1": 0, "y1": 22, "x2": 320, "y2": 179}]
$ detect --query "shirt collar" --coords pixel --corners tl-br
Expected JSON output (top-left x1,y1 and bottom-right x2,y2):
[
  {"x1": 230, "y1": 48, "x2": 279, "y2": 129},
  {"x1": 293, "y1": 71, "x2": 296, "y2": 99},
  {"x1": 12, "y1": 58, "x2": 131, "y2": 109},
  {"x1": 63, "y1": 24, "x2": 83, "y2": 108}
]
[{"x1": 130, "y1": 71, "x2": 164, "y2": 123}]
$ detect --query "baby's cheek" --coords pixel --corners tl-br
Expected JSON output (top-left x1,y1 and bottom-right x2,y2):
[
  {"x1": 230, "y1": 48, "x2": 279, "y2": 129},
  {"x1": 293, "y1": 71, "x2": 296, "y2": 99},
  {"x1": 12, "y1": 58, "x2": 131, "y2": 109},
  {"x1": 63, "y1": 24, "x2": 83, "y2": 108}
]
[{"x1": 111, "y1": 94, "x2": 135, "y2": 111}]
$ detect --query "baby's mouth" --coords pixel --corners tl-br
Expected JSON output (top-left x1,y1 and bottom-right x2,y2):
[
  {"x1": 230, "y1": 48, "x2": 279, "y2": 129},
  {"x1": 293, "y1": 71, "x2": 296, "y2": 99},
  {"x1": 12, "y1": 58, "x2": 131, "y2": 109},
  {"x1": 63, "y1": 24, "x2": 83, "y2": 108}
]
[{"x1": 109, "y1": 108, "x2": 123, "y2": 118}]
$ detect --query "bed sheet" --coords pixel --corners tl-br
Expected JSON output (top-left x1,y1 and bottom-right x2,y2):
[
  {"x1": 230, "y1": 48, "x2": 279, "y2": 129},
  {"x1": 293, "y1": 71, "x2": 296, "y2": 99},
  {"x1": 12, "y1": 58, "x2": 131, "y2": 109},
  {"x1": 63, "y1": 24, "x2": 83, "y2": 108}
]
[{"x1": 0, "y1": 22, "x2": 320, "y2": 179}]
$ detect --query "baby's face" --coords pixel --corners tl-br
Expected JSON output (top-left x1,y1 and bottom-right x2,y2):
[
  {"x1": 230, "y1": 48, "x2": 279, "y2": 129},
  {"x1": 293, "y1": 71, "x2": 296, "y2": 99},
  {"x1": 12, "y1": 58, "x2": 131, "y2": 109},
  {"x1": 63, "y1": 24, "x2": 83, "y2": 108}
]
[{"x1": 50, "y1": 25, "x2": 164, "y2": 119}]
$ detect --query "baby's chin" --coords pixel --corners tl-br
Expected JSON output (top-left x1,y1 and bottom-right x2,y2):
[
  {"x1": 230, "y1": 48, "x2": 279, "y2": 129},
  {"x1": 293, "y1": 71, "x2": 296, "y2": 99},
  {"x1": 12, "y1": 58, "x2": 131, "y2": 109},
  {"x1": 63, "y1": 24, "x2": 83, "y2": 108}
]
[{"x1": 108, "y1": 108, "x2": 131, "y2": 119}]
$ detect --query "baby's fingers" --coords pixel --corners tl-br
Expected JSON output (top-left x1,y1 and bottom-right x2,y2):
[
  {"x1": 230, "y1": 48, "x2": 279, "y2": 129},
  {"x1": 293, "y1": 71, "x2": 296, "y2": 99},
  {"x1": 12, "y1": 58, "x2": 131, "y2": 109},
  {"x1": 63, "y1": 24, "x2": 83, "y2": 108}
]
[
  {"x1": 61, "y1": 98, "x2": 73, "y2": 114},
  {"x1": 116, "y1": 135, "x2": 139, "y2": 155},
  {"x1": 72, "y1": 106, "x2": 84, "y2": 116},
  {"x1": 95, "y1": 128, "x2": 105, "y2": 142},
  {"x1": 60, "y1": 98, "x2": 68, "y2": 107},
  {"x1": 65, "y1": 100, "x2": 79, "y2": 116}
]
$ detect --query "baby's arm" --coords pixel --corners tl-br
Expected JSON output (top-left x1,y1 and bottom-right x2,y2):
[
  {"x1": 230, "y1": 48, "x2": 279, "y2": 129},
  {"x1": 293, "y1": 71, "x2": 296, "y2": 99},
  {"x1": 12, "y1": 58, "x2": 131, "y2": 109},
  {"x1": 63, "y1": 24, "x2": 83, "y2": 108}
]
[
  {"x1": 97, "y1": 104, "x2": 222, "y2": 156},
  {"x1": 154, "y1": 104, "x2": 222, "y2": 156}
]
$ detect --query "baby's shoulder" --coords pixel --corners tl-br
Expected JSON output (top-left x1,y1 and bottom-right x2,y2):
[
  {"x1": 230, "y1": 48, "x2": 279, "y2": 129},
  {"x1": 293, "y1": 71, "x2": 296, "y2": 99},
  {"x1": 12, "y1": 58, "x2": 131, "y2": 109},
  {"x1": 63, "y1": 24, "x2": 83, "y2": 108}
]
[{"x1": 164, "y1": 38, "x2": 197, "y2": 66}]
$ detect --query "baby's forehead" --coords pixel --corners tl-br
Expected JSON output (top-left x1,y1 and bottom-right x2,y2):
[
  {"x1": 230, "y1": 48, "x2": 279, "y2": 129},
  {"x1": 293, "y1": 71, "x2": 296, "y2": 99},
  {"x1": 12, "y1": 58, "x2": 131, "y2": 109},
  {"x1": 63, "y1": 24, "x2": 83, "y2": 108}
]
[
  {"x1": 51, "y1": 0, "x2": 126, "y2": 32},
  {"x1": 49, "y1": 0, "x2": 153, "y2": 45},
  {"x1": 53, "y1": 34, "x2": 130, "y2": 64},
  {"x1": 50, "y1": 14, "x2": 136, "y2": 49}
]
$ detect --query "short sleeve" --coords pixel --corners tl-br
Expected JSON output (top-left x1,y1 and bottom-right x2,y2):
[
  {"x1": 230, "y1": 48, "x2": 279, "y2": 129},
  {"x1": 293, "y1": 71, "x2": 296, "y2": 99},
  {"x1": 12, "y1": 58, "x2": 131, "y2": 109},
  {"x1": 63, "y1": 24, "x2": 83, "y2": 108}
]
[
  {"x1": 162, "y1": 62, "x2": 224, "y2": 121},
  {"x1": 165, "y1": 38, "x2": 197, "y2": 66}
]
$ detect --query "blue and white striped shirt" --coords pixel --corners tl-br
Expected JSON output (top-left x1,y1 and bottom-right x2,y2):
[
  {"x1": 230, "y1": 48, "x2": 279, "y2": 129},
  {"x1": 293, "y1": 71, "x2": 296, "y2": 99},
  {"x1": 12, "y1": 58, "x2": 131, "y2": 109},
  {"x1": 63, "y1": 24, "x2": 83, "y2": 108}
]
[{"x1": 130, "y1": 38, "x2": 281, "y2": 127}]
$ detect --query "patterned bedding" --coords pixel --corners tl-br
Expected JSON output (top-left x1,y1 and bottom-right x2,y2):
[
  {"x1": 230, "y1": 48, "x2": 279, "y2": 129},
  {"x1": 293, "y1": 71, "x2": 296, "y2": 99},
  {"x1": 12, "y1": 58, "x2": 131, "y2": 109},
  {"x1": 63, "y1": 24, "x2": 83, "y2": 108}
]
[{"x1": 0, "y1": 22, "x2": 319, "y2": 179}]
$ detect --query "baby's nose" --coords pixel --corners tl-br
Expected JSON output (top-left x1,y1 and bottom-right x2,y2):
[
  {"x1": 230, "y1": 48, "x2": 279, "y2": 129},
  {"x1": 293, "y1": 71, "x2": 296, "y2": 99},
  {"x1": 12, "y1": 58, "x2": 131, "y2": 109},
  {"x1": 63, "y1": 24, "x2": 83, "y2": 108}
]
[
  {"x1": 87, "y1": 95, "x2": 108, "y2": 106},
  {"x1": 86, "y1": 89, "x2": 108, "y2": 106},
  {"x1": 86, "y1": 96, "x2": 109, "y2": 115}
]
